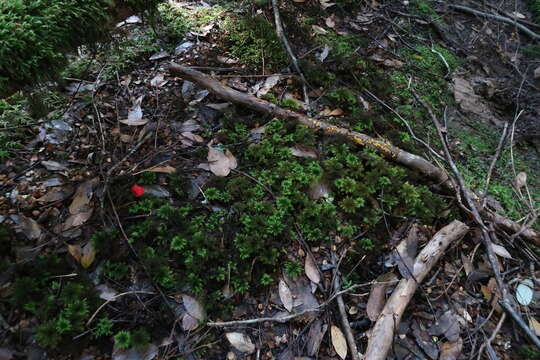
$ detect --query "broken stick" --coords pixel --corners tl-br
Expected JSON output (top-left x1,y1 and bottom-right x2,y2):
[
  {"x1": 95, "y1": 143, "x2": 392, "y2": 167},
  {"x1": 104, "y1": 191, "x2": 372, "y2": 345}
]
[
  {"x1": 168, "y1": 63, "x2": 540, "y2": 246},
  {"x1": 364, "y1": 220, "x2": 469, "y2": 360}
]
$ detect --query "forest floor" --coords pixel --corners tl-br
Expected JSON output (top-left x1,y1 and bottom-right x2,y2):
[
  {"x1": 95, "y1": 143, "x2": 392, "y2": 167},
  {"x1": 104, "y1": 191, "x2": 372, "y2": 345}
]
[{"x1": 1, "y1": 0, "x2": 540, "y2": 359}]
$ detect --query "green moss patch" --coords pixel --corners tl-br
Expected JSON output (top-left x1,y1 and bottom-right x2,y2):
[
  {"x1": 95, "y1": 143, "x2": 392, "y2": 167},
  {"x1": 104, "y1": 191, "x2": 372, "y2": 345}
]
[{"x1": 222, "y1": 15, "x2": 287, "y2": 71}]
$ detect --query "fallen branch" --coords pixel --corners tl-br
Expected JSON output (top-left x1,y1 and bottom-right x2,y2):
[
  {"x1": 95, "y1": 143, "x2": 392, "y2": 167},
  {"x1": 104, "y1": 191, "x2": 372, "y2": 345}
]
[
  {"x1": 364, "y1": 220, "x2": 469, "y2": 360},
  {"x1": 445, "y1": 4, "x2": 540, "y2": 40},
  {"x1": 168, "y1": 63, "x2": 540, "y2": 246},
  {"x1": 169, "y1": 63, "x2": 450, "y2": 186}
]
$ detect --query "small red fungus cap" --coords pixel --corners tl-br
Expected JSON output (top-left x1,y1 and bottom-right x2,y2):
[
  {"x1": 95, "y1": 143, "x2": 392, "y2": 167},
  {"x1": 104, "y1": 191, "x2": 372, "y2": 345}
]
[{"x1": 131, "y1": 184, "x2": 145, "y2": 197}]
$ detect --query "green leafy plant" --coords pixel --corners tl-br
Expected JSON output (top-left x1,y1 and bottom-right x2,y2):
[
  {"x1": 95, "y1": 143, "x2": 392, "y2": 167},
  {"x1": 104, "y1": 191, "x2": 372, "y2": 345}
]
[{"x1": 284, "y1": 261, "x2": 303, "y2": 277}]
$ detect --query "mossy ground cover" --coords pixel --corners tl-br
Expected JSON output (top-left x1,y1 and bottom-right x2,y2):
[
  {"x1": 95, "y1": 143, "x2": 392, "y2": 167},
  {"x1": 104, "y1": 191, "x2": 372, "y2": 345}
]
[{"x1": 1, "y1": 0, "x2": 540, "y2": 357}]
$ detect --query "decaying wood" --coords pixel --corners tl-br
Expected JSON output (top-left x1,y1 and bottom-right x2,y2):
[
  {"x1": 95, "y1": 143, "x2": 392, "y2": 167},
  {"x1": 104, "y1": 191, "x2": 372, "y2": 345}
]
[
  {"x1": 168, "y1": 63, "x2": 540, "y2": 246},
  {"x1": 364, "y1": 220, "x2": 469, "y2": 360}
]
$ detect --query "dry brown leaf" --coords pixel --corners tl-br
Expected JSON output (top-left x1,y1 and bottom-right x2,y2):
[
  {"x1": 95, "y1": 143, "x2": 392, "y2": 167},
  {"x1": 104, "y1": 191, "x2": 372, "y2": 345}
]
[
  {"x1": 81, "y1": 242, "x2": 96, "y2": 268},
  {"x1": 461, "y1": 252, "x2": 473, "y2": 276},
  {"x1": 382, "y1": 59, "x2": 404, "y2": 67},
  {"x1": 150, "y1": 73, "x2": 167, "y2": 88},
  {"x1": 439, "y1": 337, "x2": 463, "y2": 360},
  {"x1": 330, "y1": 325, "x2": 347, "y2": 360},
  {"x1": 147, "y1": 164, "x2": 177, "y2": 174},
  {"x1": 395, "y1": 224, "x2": 418, "y2": 279},
  {"x1": 312, "y1": 25, "x2": 327, "y2": 35},
  {"x1": 308, "y1": 179, "x2": 331, "y2": 200},
  {"x1": 12, "y1": 215, "x2": 42, "y2": 240},
  {"x1": 320, "y1": 108, "x2": 344, "y2": 116},
  {"x1": 37, "y1": 185, "x2": 74, "y2": 203},
  {"x1": 62, "y1": 209, "x2": 93, "y2": 230},
  {"x1": 181, "y1": 132, "x2": 204, "y2": 143},
  {"x1": 69, "y1": 178, "x2": 98, "y2": 215},
  {"x1": 325, "y1": 16, "x2": 335, "y2": 28},
  {"x1": 207, "y1": 146, "x2": 237, "y2": 177},
  {"x1": 492, "y1": 243, "x2": 513, "y2": 259},
  {"x1": 279, "y1": 279, "x2": 294, "y2": 312},
  {"x1": 366, "y1": 272, "x2": 396, "y2": 321},
  {"x1": 120, "y1": 134, "x2": 133, "y2": 143},
  {"x1": 306, "y1": 319, "x2": 327, "y2": 356},
  {"x1": 182, "y1": 294, "x2": 205, "y2": 322},
  {"x1": 480, "y1": 285, "x2": 492, "y2": 301},
  {"x1": 68, "y1": 242, "x2": 96, "y2": 268},
  {"x1": 291, "y1": 144, "x2": 318, "y2": 159},
  {"x1": 225, "y1": 332, "x2": 255, "y2": 354},
  {"x1": 68, "y1": 244, "x2": 82, "y2": 263},
  {"x1": 529, "y1": 317, "x2": 540, "y2": 337},
  {"x1": 182, "y1": 313, "x2": 199, "y2": 331},
  {"x1": 304, "y1": 254, "x2": 320, "y2": 284},
  {"x1": 319, "y1": 0, "x2": 335, "y2": 8}
]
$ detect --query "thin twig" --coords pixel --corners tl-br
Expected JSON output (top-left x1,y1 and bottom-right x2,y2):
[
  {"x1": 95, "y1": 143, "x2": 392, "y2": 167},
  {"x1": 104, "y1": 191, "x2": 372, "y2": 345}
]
[
  {"x1": 476, "y1": 313, "x2": 506, "y2": 360},
  {"x1": 87, "y1": 290, "x2": 156, "y2": 326},
  {"x1": 332, "y1": 251, "x2": 361, "y2": 360},
  {"x1": 482, "y1": 120, "x2": 509, "y2": 207},
  {"x1": 206, "y1": 279, "x2": 399, "y2": 327}
]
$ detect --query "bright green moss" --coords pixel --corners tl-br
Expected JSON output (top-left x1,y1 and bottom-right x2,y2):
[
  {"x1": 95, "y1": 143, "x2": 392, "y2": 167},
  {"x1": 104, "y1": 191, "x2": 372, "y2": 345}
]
[{"x1": 222, "y1": 15, "x2": 287, "y2": 70}]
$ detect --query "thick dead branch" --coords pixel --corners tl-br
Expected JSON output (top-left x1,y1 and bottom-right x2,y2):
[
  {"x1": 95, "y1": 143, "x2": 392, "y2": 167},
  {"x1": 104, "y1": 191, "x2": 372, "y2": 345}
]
[
  {"x1": 169, "y1": 63, "x2": 450, "y2": 185},
  {"x1": 168, "y1": 63, "x2": 540, "y2": 246},
  {"x1": 364, "y1": 220, "x2": 469, "y2": 360}
]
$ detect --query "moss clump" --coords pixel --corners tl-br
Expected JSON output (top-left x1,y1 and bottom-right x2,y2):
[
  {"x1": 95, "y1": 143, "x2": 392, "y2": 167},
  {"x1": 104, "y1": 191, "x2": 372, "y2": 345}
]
[
  {"x1": 0, "y1": 94, "x2": 33, "y2": 161},
  {"x1": 223, "y1": 15, "x2": 287, "y2": 70},
  {"x1": 158, "y1": 2, "x2": 224, "y2": 40},
  {"x1": 317, "y1": 32, "x2": 367, "y2": 63},
  {"x1": 0, "y1": 0, "x2": 113, "y2": 95},
  {"x1": 124, "y1": 117, "x2": 446, "y2": 307},
  {"x1": 413, "y1": 0, "x2": 437, "y2": 17},
  {"x1": 11, "y1": 256, "x2": 99, "y2": 349}
]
